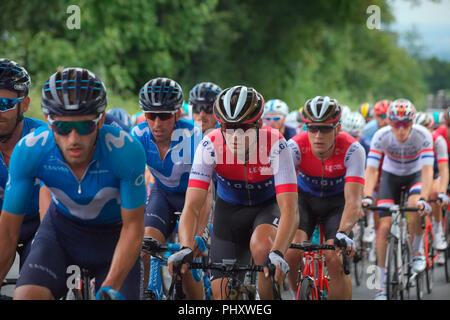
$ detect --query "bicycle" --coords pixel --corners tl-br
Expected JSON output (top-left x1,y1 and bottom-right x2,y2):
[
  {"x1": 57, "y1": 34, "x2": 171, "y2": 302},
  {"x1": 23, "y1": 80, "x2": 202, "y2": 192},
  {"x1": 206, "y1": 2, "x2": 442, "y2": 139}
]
[
  {"x1": 188, "y1": 259, "x2": 281, "y2": 300},
  {"x1": 141, "y1": 236, "x2": 210, "y2": 300},
  {"x1": 352, "y1": 215, "x2": 375, "y2": 287},
  {"x1": 289, "y1": 225, "x2": 350, "y2": 300},
  {"x1": 363, "y1": 203, "x2": 419, "y2": 300},
  {"x1": 65, "y1": 268, "x2": 96, "y2": 300}
]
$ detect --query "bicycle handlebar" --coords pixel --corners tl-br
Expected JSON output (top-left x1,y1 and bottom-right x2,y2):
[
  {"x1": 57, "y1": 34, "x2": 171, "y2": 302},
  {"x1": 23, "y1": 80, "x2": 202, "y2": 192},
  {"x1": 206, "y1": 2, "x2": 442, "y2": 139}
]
[
  {"x1": 362, "y1": 205, "x2": 419, "y2": 212},
  {"x1": 289, "y1": 242, "x2": 336, "y2": 251},
  {"x1": 142, "y1": 236, "x2": 206, "y2": 256}
]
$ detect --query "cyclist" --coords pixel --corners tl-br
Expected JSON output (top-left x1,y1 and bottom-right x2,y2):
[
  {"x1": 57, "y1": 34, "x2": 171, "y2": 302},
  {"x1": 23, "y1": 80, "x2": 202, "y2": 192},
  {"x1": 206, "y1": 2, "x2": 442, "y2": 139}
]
[
  {"x1": 107, "y1": 107, "x2": 132, "y2": 131},
  {"x1": 361, "y1": 100, "x2": 391, "y2": 145},
  {"x1": 263, "y1": 99, "x2": 298, "y2": 141},
  {"x1": 130, "y1": 77, "x2": 208, "y2": 299},
  {"x1": 0, "y1": 67, "x2": 146, "y2": 300},
  {"x1": 0, "y1": 59, "x2": 47, "y2": 280},
  {"x1": 429, "y1": 109, "x2": 450, "y2": 255},
  {"x1": 341, "y1": 111, "x2": 366, "y2": 141},
  {"x1": 189, "y1": 82, "x2": 222, "y2": 134},
  {"x1": 285, "y1": 96, "x2": 366, "y2": 300},
  {"x1": 359, "y1": 102, "x2": 374, "y2": 123},
  {"x1": 363, "y1": 99, "x2": 434, "y2": 300},
  {"x1": 168, "y1": 85, "x2": 299, "y2": 300}
]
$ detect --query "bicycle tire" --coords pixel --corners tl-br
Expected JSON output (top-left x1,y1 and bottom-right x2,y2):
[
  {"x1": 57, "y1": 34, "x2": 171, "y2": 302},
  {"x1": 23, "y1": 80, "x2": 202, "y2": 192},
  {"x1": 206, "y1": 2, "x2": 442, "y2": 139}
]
[
  {"x1": 298, "y1": 278, "x2": 315, "y2": 300},
  {"x1": 444, "y1": 248, "x2": 449, "y2": 283},
  {"x1": 400, "y1": 239, "x2": 412, "y2": 300},
  {"x1": 386, "y1": 239, "x2": 400, "y2": 300},
  {"x1": 425, "y1": 230, "x2": 434, "y2": 294},
  {"x1": 415, "y1": 271, "x2": 424, "y2": 300}
]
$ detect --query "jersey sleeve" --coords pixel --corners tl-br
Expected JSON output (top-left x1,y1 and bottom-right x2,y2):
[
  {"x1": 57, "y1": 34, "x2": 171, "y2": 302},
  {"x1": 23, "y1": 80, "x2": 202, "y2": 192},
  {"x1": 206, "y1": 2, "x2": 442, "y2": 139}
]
[
  {"x1": 434, "y1": 135, "x2": 448, "y2": 163},
  {"x1": 344, "y1": 141, "x2": 366, "y2": 185},
  {"x1": 366, "y1": 129, "x2": 384, "y2": 169},
  {"x1": 287, "y1": 138, "x2": 301, "y2": 167},
  {"x1": 3, "y1": 129, "x2": 50, "y2": 215},
  {"x1": 106, "y1": 130, "x2": 147, "y2": 210},
  {"x1": 270, "y1": 138, "x2": 298, "y2": 194},
  {"x1": 419, "y1": 129, "x2": 435, "y2": 166},
  {"x1": 187, "y1": 135, "x2": 216, "y2": 191}
]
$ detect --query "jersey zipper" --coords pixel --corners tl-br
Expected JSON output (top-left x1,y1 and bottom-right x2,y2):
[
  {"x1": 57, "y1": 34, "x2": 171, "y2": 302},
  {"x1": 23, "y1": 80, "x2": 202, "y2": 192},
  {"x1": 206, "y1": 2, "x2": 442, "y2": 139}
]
[
  {"x1": 320, "y1": 159, "x2": 325, "y2": 198},
  {"x1": 57, "y1": 159, "x2": 96, "y2": 194}
]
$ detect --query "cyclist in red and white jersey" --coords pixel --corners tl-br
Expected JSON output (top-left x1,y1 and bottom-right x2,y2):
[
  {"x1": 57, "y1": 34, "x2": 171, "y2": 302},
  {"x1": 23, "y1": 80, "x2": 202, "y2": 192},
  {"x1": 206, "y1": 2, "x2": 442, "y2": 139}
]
[
  {"x1": 167, "y1": 86, "x2": 299, "y2": 300},
  {"x1": 285, "y1": 96, "x2": 366, "y2": 300},
  {"x1": 363, "y1": 99, "x2": 434, "y2": 300}
]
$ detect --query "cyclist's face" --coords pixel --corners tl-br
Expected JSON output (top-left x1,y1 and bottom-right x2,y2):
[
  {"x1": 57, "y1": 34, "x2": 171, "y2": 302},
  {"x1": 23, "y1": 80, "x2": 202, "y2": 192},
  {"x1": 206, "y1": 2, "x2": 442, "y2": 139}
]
[
  {"x1": 51, "y1": 114, "x2": 102, "y2": 169},
  {"x1": 0, "y1": 89, "x2": 29, "y2": 138},
  {"x1": 306, "y1": 123, "x2": 339, "y2": 156},
  {"x1": 263, "y1": 113, "x2": 285, "y2": 131},
  {"x1": 222, "y1": 124, "x2": 258, "y2": 160},
  {"x1": 146, "y1": 110, "x2": 179, "y2": 144},
  {"x1": 391, "y1": 120, "x2": 412, "y2": 142},
  {"x1": 376, "y1": 114, "x2": 389, "y2": 128},
  {"x1": 192, "y1": 104, "x2": 216, "y2": 133}
]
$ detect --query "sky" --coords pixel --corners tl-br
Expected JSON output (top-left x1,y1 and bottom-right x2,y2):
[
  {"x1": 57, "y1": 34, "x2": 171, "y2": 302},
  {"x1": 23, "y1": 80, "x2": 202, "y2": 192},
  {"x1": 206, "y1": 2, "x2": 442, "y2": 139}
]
[{"x1": 387, "y1": 0, "x2": 450, "y2": 60}]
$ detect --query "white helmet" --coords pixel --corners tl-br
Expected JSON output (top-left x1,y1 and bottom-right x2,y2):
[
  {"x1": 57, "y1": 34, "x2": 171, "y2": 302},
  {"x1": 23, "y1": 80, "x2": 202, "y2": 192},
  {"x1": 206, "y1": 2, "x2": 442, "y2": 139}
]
[
  {"x1": 341, "y1": 105, "x2": 351, "y2": 120},
  {"x1": 341, "y1": 112, "x2": 365, "y2": 137},
  {"x1": 414, "y1": 112, "x2": 434, "y2": 129},
  {"x1": 264, "y1": 99, "x2": 289, "y2": 117}
]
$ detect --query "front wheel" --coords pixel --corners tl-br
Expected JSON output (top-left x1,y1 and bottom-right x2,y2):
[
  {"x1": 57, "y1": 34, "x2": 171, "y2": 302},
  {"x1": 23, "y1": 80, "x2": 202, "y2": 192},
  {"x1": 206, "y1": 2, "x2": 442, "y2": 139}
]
[
  {"x1": 386, "y1": 240, "x2": 401, "y2": 300},
  {"x1": 298, "y1": 278, "x2": 316, "y2": 300}
]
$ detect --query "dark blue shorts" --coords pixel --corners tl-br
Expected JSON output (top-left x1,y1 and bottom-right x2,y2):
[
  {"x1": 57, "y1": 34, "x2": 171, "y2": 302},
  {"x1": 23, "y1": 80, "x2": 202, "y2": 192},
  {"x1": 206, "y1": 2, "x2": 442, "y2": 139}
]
[
  {"x1": 16, "y1": 203, "x2": 143, "y2": 300},
  {"x1": 145, "y1": 182, "x2": 185, "y2": 239},
  {"x1": 17, "y1": 214, "x2": 40, "y2": 269}
]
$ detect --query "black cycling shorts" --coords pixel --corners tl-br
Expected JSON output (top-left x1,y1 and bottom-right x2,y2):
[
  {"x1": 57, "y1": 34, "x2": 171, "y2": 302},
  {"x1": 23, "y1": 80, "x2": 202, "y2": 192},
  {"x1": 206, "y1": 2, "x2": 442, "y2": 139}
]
[
  {"x1": 297, "y1": 188, "x2": 345, "y2": 241},
  {"x1": 377, "y1": 170, "x2": 422, "y2": 217},
  {"x1": 209, "y1": 196, "x2": 280, "y2": 281}
]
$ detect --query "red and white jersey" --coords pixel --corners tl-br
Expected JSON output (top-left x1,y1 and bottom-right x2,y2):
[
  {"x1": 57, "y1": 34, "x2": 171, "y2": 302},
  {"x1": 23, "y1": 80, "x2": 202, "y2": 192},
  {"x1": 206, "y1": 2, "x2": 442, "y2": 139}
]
[
  {"x1": 367, "y1": 124, "x2": 434, "y2": 176},
  {"x1": 287, "y1": 131, "x2": 366, "y2": 197},
  {"x1": 188, "y1": 127, "x2": 297, "y2": 205},
  {"x1": 432, "y1": 126, "x2": 449, "y2": 164}
]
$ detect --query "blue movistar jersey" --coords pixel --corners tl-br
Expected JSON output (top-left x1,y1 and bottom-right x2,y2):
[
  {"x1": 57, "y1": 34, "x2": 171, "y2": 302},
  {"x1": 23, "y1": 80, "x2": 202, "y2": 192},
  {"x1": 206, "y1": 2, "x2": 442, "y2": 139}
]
[
  {"x1": 3, "y1": 125, "x2": 146, "y2": 225},
  {"x1": 0, "y1": 117, "x2": 47, "y2": 219},
  {"x1": 130, "y1": 119, "x2": 202, "y2": 193}
]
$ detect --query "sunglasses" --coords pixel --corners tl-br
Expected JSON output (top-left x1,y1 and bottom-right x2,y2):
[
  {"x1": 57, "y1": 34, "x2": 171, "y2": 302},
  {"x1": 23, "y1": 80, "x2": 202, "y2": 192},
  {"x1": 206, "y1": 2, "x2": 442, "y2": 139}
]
[
  {"x1": 392, "y1": 120, "x2": 412, "y2": 129},
  {"x1": 0, "y1": 97, "x2": 23, "y2": 112},
  {"x1": 48, "y1": 114, "x2": 102, "y2": 136},
  {"x1": 144, "y1": 112, "x2": 176, "y2": 121},
  {"x1": 263, "y1": 116, "x2": 282, "y2": 122},
  {"x1": 306, "y1": 124, "x2": 337, "y2": 134},
  {"x1": 220, "y1": 123, "x2": 258, "y2": 132},
  {"x1": 376, "y1": 114, "x2": 387, "y2": 119},
  {"x1": 192, "y1": 104, "x2": 213, "y2": 114}
]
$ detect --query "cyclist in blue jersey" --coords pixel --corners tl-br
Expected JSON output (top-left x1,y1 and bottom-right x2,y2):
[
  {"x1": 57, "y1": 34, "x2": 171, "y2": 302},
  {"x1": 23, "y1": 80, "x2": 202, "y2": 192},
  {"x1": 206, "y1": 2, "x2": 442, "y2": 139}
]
[
  {"x1": 0, "y1": 67, "x2": 146, "y2": 300},
  {"x1": 190, "y1": 82, "x2": 222, "y2": 135},
  {"x1": 0, "y1": 59, "x2": 47, "y2": 281},
  {"x1": 131, "y1": 77, "x2": 209, "y2": 299}
]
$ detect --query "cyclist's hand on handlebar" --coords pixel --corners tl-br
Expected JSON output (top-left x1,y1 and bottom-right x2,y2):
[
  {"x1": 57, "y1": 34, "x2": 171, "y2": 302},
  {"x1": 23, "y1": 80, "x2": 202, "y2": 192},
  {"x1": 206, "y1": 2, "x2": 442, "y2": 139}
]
[
  {"x1": 192, "y1": 235, "x2": 207, "y2": 258},
  {"x1": 95, "y1": 286, "x2": 125, "y2": 300},
  {"x1": 263, "y1": 250, "x2": 289, "y2": 284},
  {"x1": 335, "y1": 231, "x2": 355, "y2": 259},
  {"x1": 416, "y1": 198, "x2": 432, "y2": 216},
  {"x1": 362, "y1": 196, "x2": 374, "y2": 208},
  {"x1": 168, "y1": 247, "x2": 193, "y2": 276},
  {"x1": 437, "y1": 192, "x2": 449, "y2": 206}
]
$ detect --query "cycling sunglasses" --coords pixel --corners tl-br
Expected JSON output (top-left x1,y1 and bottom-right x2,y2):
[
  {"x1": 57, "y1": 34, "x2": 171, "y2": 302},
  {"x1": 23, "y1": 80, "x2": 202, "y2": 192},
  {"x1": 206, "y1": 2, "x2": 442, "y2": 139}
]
[
  {"x1": 48, "y1": 114, "x2": 102, "y2": 136},
  {"x1": 220, "y1": 123, "x2": 258, "y2": 132},
  {"x1": 192, "y1": 104, "x2": 213, "y2": 114},
  {"x1": 392, "y1": 120, "x2": 412, "y2": 129},
  {"x1": 0, "y1": 97, "x2": 23, "y2": 112},
  {"x1": 306, "y1": 124, "x2": 337, "y2": 134},
  {"x1": 263, "y1": 116, "x2": 282, "y2": 122},
  {"x1": 376, "y1": 114, "x2": 387, "y2": 119},
  {"x1": 144, "y1": 112, "x2": 176, "y2": 121}
]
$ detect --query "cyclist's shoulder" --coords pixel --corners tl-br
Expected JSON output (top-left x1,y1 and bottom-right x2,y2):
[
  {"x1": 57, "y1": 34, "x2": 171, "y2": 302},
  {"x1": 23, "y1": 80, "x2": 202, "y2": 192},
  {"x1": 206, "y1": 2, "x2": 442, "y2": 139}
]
[
  {"x1": 411, "y1": 124, "x2": 433, "y2": 140},
  {"x1": 22, "y1": 116, "x2": 47, "y2": 132},
  {"x1": 129, "y1": 122, "x2": 150, "y2": 138},
  {"x1": 17, "y1": 125, "x2": 53, "y2": 150}
]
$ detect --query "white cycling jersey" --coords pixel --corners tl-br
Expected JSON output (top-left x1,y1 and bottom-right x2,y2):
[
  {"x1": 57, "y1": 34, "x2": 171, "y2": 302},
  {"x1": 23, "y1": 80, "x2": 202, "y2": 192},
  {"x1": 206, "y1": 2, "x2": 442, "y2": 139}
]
[
  {"x1": 367, "y1": 124, "x2": 434, "y2": 176},
  {"x1": 433, "y1": 134, "x2": 448, "y2": 163}
]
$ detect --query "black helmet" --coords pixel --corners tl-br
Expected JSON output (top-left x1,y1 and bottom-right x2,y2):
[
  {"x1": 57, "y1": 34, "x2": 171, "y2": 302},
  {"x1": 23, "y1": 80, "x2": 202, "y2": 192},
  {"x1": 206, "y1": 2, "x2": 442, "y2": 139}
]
[
  {"x1": 189, "y1": 82, "x2": 222, "y2": 105},
  {"x1": 214, "y1": 85, "x2": 264, "y2": 124},
  {"x1": 139, "y1": 77, "x2": 184, "y2": 112},
  {"x1": 0, "y1": 58, "x2": 31, "y2": 96},
  {"x1": 41, "y1": 67, "x2": 107, "y2": 116}
]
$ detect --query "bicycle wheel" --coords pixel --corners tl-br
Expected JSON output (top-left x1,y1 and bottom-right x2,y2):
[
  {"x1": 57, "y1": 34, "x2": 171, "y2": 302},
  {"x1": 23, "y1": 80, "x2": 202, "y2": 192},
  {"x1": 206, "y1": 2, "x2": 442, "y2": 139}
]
[
  {"x1": 444, "y1": 248, "x2": 449, "y2": 283},
  {"x1": 386, "y1": 240, "x2": 400, "y2": 300},
  {"x1": 415, "y1": 271, "x2": 424, "y2": 300},
  {"x1": 298, "y1": 278, "x2": 315, "y2": 300},
  {"x1": 400, "y1": 239, "x2": 412, "y2": 300},
  {"x1": 425, "y1": 230, "x2": 434, "y2": 294}
]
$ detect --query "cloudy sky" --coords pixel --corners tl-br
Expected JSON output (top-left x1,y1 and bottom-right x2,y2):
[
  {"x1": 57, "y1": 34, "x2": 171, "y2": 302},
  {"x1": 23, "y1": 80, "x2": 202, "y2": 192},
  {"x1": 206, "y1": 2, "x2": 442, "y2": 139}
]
[{"x1": 387, "y1": 0, "x2": 450, "y2": 60}]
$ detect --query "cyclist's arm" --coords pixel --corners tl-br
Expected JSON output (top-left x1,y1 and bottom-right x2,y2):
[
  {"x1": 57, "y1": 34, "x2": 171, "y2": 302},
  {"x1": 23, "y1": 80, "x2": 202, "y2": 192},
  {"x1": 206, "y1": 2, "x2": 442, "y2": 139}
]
[
  {"x1": 39, "y1": 184, "x2": 52, "y2": 221},
  {"x1": 339, "y1": 182, "x2": 363, "y2": 235},
  {"x1": 101, "y1": 205, "x2": 145, "y2": 290},
  {"x1": 273, "y1": 192, "x2": 299, "y2": 253},
  {"x1": 363, "y1": 165, "x2": 378, "y2": 198},
  {"x1": 437, "y1": 161, "x2": 449, "y2": 194},
  {"x1": 420, "y1": 164, "x2": 434, "y2": 200},
  {"x1": 0, "y1": 211, "x2": 24, "y2": 283},
  {"x1": 193, "y1": 181, "x2": 213, "y2": 251}
]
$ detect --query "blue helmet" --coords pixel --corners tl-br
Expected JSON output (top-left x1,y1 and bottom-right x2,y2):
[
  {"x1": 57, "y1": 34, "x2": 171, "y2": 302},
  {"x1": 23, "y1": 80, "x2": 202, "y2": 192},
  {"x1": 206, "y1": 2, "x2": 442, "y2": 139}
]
[
  {"x1": 41, "y1": 67, "x2": 107, "y2": 116},
  {"x1": 0, "y1": 58, "x2": 31, "y2": 96}
]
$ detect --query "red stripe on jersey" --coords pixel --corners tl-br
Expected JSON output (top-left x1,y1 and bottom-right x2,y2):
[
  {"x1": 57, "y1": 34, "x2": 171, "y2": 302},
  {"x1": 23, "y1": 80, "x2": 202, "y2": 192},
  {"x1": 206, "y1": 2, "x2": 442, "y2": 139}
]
[
  {"x1": 275, "y1": 183, "x2": 298, "y2": 194},
  {"x1": 438, "y1": 159, "x2": 449, "y2": 163},
  {"x1": 188, "y1": 179, "x2": 210, "y2": 190},
  {"x1": 345, "y1": 176, "x2": 365, "y2": 185},
  {"x1": 377, "y1": 199, "x2": 394, "y2": 205},
  {"x1": 369, "y1": 149, "x2": 383, "y2": 155}
]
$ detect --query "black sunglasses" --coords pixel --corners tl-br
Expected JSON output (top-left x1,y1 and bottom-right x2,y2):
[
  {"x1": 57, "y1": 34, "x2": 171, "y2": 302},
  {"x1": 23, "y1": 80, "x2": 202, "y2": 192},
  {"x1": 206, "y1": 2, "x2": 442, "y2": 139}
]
[
  {"x1": 48, "y1": 114, "x2": 102, "y2": 136},
  {"x1": 306, "y1": 124, "x2": 337, "y2": 134},
  {"x1": 145, "y1": 112, "x2": 176, "y2": 121},
  {"x1": 192, "y1": 104, "x2": 213, "y2": 114}
]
